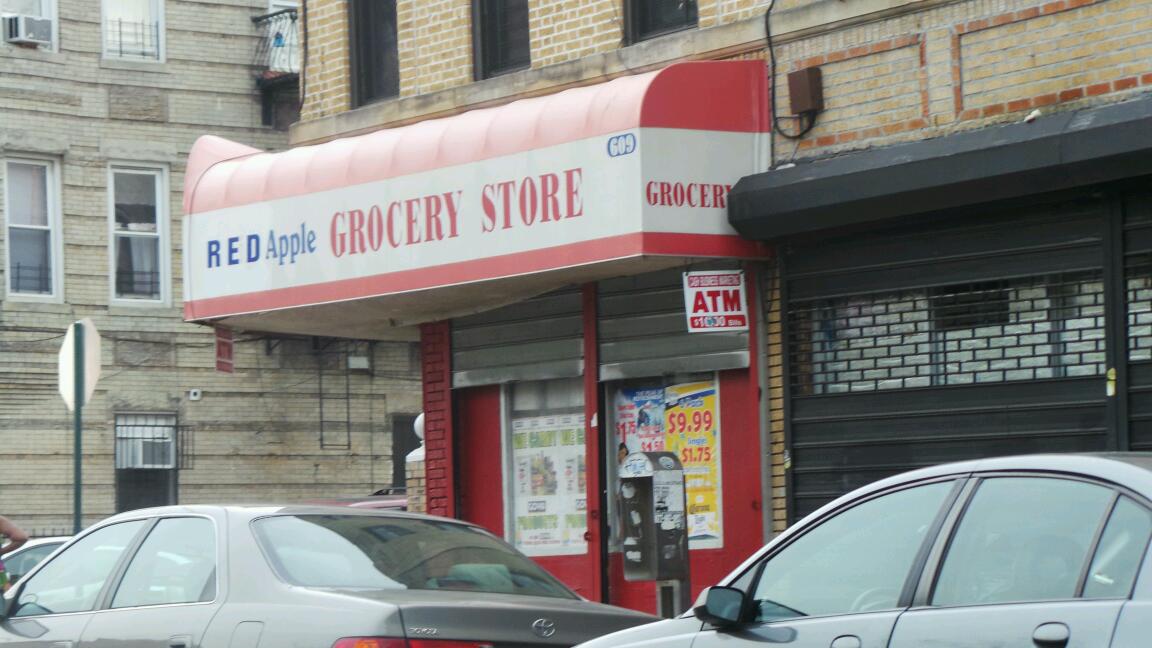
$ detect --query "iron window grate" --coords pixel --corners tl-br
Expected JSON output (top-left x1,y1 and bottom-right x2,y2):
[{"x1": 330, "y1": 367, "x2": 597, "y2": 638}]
[{"x1": 789, "y1": 271, "x2": 1106, "y2": 395}]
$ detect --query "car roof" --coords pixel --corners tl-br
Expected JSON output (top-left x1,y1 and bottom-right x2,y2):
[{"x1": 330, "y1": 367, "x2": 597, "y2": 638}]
[{"x1": 96, "y1": 503, "x2": 461, "y2": 526}]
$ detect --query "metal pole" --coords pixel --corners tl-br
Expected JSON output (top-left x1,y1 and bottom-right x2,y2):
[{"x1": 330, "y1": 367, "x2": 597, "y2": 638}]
[{"x1": 73, "y1": 322, "x2": 84, "y2": 534}]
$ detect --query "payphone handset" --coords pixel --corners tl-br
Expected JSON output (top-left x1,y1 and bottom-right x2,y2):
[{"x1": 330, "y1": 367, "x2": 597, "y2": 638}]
[{"x1": 618, "y1": 451, "x2": 689, "y2": 582}]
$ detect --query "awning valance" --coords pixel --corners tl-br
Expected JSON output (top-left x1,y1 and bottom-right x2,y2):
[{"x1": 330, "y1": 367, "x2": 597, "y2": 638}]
[{"x1": 183, "y1": 61, "x2": 768, "y2": 339}]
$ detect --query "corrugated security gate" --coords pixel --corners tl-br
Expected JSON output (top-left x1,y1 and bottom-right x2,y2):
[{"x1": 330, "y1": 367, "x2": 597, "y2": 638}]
[{"x1": 781, "y1": 188, "x2": 1152, "y2": 521}]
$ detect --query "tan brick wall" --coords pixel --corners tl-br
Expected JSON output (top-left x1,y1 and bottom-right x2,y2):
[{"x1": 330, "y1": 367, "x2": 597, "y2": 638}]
[
  {"x1": 300, "y1": 0, "x2": 772, "y2": 125},
  {"x1": 406, "y1": 459, "x2": 426, "y2": 513},
  {"x1": 302, "y1": 0, "x2": 351, "y2": 119}
]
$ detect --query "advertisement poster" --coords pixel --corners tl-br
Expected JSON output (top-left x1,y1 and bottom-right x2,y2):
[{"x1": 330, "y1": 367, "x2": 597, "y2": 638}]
[
  {"x1": 512, "y1": 413, "x2": 587, "y2": 556},
  {"x1": 615, "y1": 379, "x2": 723, "y2": 549}
]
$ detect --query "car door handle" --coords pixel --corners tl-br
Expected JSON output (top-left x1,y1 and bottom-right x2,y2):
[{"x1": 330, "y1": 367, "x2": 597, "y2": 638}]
[
  {"x1": 1033, "y1": 622, "x2": 1070, "y2": 647},
  {"x1": 169, "y1": 634, "x2": 193, "y2": 648},
  {"x1": 830, "y1": 635, "x2": 862, "y2": 648}
]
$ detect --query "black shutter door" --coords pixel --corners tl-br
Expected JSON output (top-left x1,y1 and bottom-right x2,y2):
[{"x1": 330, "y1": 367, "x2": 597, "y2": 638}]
[
  {"x1": 783, "y1": 194, "x2": 1112, "y2": 521},
  {"x1": 1124, "y1": 190, "x2": 1152, "y2": 451}
]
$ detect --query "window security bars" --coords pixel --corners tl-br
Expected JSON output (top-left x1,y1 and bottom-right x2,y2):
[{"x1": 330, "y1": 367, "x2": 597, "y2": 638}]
[
  {"x1": 105, "y1": 19, "x2": 159, "y2": 59},
  {"x1": 11, "y1": 262, "x2": 50, "y2": 294},
  {"x1": 115, "y1": 414, "x2": 189, "y2": 469},
  {"x1": 789, "y1": 271, "x2": 1106, "y2": 395}
]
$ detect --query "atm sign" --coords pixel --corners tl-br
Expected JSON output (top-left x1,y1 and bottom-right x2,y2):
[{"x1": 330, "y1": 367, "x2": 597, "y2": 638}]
[{"x1": 682, "y1": 270, "x2": 749, "y2": 333}]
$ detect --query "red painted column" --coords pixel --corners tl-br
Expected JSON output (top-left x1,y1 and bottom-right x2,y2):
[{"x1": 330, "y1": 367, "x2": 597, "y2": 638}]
[
  {"x1": 582, "y1": 283, "x2": 604, "y2": 601},
  {"x1": 420, "y1": 321, "x2": 455, "y2": 518}
]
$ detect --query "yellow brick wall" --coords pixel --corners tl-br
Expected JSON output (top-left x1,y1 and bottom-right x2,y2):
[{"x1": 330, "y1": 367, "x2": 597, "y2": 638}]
[{"x1": 300, "y1": 0, "x2": 772, "y2": 123}]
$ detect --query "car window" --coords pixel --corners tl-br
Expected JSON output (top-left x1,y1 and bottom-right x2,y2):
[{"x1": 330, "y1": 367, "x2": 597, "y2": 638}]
[
  {"x1": 14, "y1": 521, "x2": 147, "y2": 617},
  {"x1": 253, "y1": 515, "x2": 576, "y2": 599},
  {"x1": 1083, "y1": 496, "x2": 1152, "y2": 599},
  {"x1": 6, "y1": 543, "x2": 64, "y2": 580},
  {"x1": 932, "y1": 477, "x2": 1113, "y2": 607},
  {"x1": 751, "y1": 481, "x2": 954, "y2": 621},
  {"x1": 112, "y1": 517, "x2": 217, "y2": 608}
]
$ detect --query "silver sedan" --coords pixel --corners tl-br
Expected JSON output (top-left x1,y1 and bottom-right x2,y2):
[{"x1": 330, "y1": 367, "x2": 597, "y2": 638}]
[{"x1": 0, "y1": 505, "x2": 655, "y2": 647}]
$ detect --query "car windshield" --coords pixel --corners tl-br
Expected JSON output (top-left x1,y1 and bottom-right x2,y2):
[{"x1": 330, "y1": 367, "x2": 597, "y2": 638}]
[{"x1": 252, "y1": 515, "x2": 576, "y2": 599}]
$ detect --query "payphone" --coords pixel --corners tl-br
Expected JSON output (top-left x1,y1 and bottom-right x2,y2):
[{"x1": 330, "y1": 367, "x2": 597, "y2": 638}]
[{"x1": 617, "y1": 451, "x2": 690, "y2": 616}]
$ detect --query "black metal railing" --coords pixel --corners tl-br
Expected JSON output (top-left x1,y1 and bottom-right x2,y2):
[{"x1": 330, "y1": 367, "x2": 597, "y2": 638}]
[
  {"x1": 11, "y1": 263, "x2": 50, "y2": 294},
  {"x1": 105, "y1": 19, "x2": 161, "y2": 59},
  {"x1": 114, "y1": 420, "x2": 192, "y2": 470},
  {"x1": 115, "y1": 270, "x2": 160, "y2": 299},
  {"x1": 252, "y1": 8, "x2": 299, "y2": 74}
]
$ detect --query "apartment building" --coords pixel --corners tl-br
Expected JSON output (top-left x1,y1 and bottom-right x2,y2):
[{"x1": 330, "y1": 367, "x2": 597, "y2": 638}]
[{"x1": 0, "y1": 0, "x2": 422, "y2": 535}]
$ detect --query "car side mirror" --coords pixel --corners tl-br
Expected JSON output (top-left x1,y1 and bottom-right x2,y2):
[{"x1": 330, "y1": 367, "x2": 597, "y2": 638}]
[{"x1": 693, "y1": 586, "x2": 747, "y2": 628}]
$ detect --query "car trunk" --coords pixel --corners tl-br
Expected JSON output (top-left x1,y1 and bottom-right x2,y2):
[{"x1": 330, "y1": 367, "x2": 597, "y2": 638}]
[{"x1": 329, "y1": 588, "x2": 656, "y2": 647}]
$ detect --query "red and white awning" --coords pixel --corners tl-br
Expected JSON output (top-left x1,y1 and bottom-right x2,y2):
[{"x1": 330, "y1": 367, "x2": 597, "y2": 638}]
[{"x1": 183, "y1": 61, "x2": 769, "y2": 339}]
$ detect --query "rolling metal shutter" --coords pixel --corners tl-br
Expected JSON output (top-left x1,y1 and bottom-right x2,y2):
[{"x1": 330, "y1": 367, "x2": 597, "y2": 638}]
[
  {"x1": 598, "y1": 266, "x2": 749, "y2": 380},
  {"x1": 452, "y1": 287, "x2": 583, "y2": 388},
  {"x1": 782, "y1": 194, "x2": 1112, "y2": 521}
]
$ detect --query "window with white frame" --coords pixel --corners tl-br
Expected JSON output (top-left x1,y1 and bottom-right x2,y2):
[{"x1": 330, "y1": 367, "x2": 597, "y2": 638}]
[
  {"x1": 4, "y1": 158, "x2": 58, "y2": 297},
  {"x1": 111, "y1": 166, "x2": 165, "y2": 302},
  {"x1": 103, "y1": 0, "x2": 162, "y2": 60},
  {"x1": 115, "y1": 414, "x2": 176, "y2": 469}
]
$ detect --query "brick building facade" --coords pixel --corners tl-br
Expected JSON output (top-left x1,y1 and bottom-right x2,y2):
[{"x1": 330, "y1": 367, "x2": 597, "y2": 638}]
[{"x1": 0, "y1": 0, "x2": 422, "y2": 534}]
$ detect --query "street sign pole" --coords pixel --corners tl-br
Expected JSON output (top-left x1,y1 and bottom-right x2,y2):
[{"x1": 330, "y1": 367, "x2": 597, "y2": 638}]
[{"x1": 73, "y1": 322, "x2": 84, "y2": 534}]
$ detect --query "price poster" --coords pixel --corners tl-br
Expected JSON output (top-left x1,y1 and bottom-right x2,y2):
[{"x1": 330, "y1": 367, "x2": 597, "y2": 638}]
[
  {"x1": 511, "y1": 414, "x2": 588, "y2": 556},
  {"x1": 614, "y1": 379, "x2": 723, "y2": 549},
  {"x1": 664, "y1": 380, "x2": 723, "y2": 548}
]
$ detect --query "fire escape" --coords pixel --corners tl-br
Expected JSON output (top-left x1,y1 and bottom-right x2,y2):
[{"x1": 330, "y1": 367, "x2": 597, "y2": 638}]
[{"x1": 251, "y1": 7, "x2": 301, "y2": 130}]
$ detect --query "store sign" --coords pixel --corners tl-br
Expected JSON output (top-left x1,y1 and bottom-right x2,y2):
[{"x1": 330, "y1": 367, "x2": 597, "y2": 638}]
[
  {"x1": 184, "y1": 128, "x2": 762, "y2": 321},
  {"x1": 682, "y1": 270, "x2": 749, "y2": 333}
]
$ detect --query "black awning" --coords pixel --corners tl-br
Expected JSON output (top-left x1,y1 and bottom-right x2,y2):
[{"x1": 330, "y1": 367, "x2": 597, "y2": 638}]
[{"x1": 728, "y1": 94, "x2": 1152, "y2": 240}]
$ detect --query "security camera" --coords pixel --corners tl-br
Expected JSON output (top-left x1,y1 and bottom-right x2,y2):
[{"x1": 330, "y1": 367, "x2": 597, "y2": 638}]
[{"x1": 188, "y1": 388, "x2": 203, "y2": 401}]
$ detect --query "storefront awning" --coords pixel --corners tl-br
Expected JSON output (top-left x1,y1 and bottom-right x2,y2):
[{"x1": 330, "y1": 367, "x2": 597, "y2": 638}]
[
  {"x1": 728, "y1": 93, "x2": 1152, "y2": 241},
  {"x1": 183, "y1": 61, "x2": 769, "y2": 339}
]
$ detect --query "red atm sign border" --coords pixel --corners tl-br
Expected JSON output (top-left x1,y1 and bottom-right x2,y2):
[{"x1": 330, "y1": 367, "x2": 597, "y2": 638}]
[{"x1": 682, "y1": 270, "x2": 749, "y2": 333}]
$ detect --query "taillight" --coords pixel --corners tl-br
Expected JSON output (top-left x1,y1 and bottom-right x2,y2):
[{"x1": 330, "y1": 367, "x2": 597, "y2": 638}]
[{"x1": 332, "y1": 639, "x2": 407, "y2": 648}]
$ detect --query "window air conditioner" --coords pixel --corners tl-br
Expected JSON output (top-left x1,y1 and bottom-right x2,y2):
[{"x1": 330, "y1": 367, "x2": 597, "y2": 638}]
[{"x1": 3, "y1": 15, "x2": 52, "y2": 46}]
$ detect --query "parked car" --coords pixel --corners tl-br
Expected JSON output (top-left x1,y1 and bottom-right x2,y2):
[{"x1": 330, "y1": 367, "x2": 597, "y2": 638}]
[
  {"x1": 3, "y1": 536, "x2": 69, "y2": 583},
  {"x1": 579, "y1": 453, "x2": 1152, "y2": 648},
  {"x1": 0, "y1": 505, "x2": 655, "y2": 647},
  {"x1": 304, "y1": 488, "x2": 408, "y2": 510}
]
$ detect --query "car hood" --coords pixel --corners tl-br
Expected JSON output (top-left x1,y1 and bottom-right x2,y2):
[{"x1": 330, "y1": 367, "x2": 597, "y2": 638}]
[
  {"x1": 325, "y1": 588, "x2": 657, "y2": 645},
  {"x1": 574, "y1": 616, "x2": 703, "y2": 648}
]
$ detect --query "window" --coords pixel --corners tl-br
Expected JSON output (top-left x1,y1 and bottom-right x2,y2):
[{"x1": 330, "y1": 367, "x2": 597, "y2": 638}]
[
  {"x1": 625, "y1": 0, "x2": 697, "y2": 44},
  {"x1": 750, "y1": 481, "x2": 953, "y2": 621},
  {"x1": 14, "y1": 520, "x2": 147, "y2": 617},
  {"x1": 4, "y1": 158, "x2": 59, "y2": 298},
  {"x1": 253, "y1": 514, "x2": 575, "y2": 598},
  {"x1": 391, "y1": 413, "x2": 420, "y2": 488},
  {"x1": 110, "y1": 166, "x2": 166, "y2": 303},
  {"x1": 112, "y1": 517, "x2": 216, "y2": 607},
  {"x1": 506, "y1": 378, "x2": 586, "y2": 556},
  {"x1": 103, "y1": 0, "x2": 162, "y2": 60},
  {"x1": 115, "y1": 414, "x2": 176, "y2": 469},
  {"x1": 1083, "y1": 496, "x2": 1152, "y2": 599},
  {"x1": 932, "y1": 477, "x2": 1114, "y2": 606},
  {"x1": 348, "y1": 0, "x2": 398, "y2": 107},
  {"x1": 5, "y1": 542, "x2": 65, "y2": 581},
  {"x1": 473, "y1": 0, "x2": 529, "y2": 80}
]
